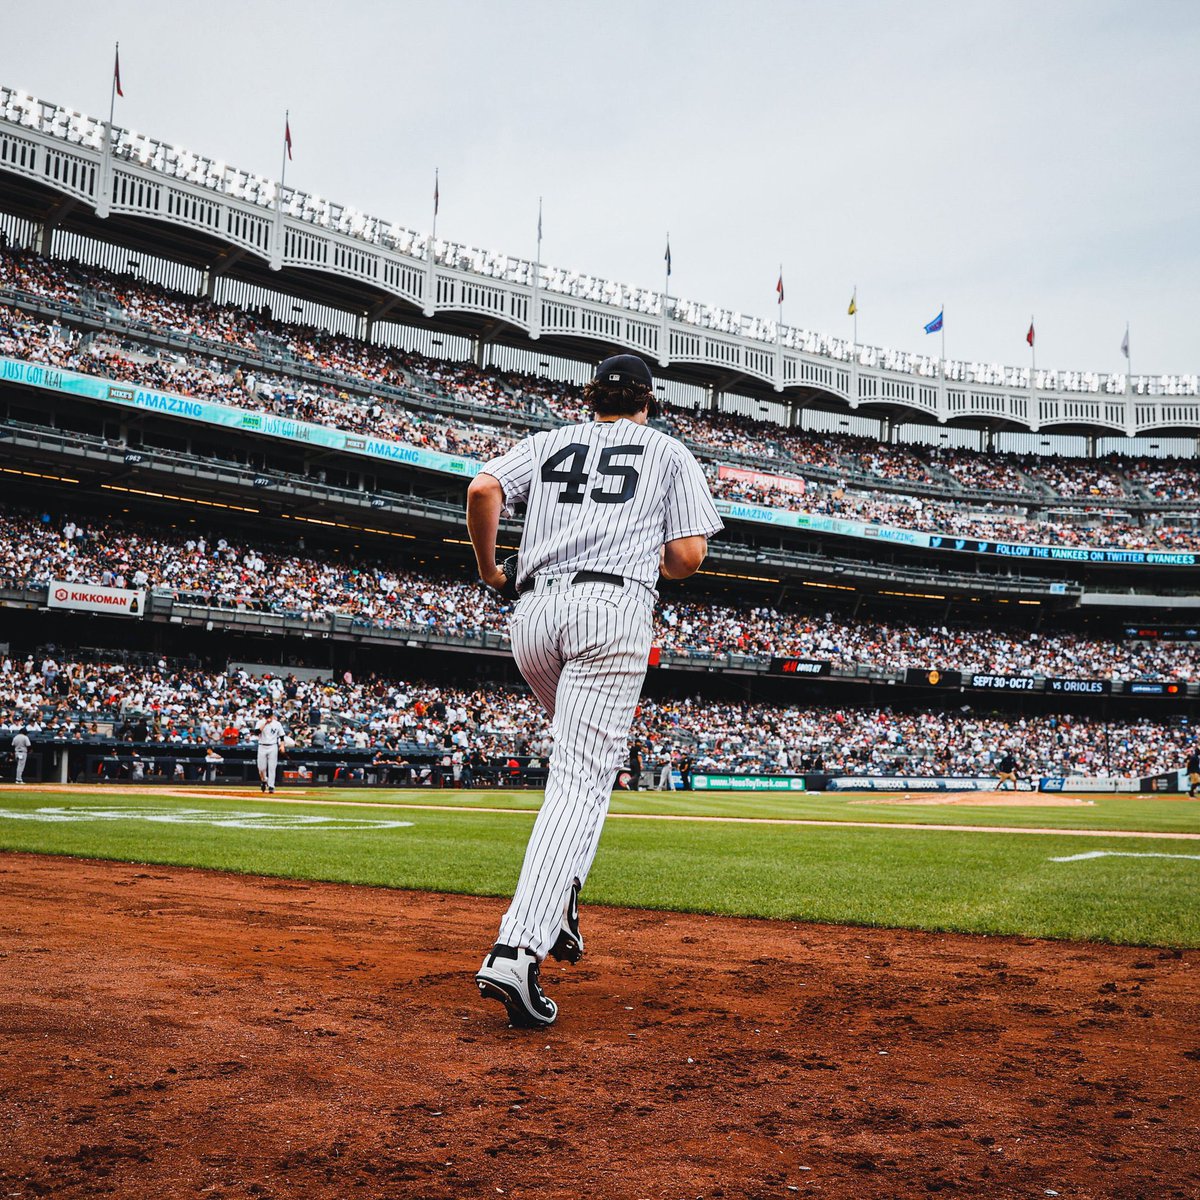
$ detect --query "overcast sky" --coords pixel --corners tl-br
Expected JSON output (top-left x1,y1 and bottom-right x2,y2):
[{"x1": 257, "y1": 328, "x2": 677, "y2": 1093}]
[{"x1": 3, "y1": 0, "x2": 1197, "y2": 376}]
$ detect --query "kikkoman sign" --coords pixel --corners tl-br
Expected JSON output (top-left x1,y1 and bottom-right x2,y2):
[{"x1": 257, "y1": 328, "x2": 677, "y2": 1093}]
[{"x1": 47, "y1": 581, "x2": 146, "y2": 618}]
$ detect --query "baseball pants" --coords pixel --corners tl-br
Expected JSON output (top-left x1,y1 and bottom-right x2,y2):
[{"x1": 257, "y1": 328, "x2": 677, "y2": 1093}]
[
  {"x1": 257, "y1": 745, "x2": 279, "y2": 788},
  {"x1": 15, "y1": 750, "x2": 27, "y2": 784},
  {"x1": 498, "y1": 579, "x2": 653, "y2": 960},
  {"x1": 658, "y1": 763, "x2": 676, "y2": 790}
]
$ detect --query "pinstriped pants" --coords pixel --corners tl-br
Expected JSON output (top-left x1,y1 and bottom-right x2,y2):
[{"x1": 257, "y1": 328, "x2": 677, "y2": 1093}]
[{"x1": 498, "y1": 579, "x2": 654, "y2": 959}]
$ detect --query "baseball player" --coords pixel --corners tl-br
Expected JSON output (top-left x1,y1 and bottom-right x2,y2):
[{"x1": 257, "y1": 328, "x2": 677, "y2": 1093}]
[
  {"x1": 11, "y1": 729, "x2": 31, "y2": 784},
  {"x1": 468, "y1": 352, "x2": 722, "y2": 1026},
  {"x1": 996, "y1": 749, "x2": 1019, "y2": 791},
  {"x1": 255, "y1": 709, "x2": 286, "y2": 793},
  {"x1": 1186, "y1": 745, "x2": 1199, "y2": 798}
]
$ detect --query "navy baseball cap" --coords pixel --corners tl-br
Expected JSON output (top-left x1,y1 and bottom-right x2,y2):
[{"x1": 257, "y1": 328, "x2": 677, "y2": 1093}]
[{"x1": 594, "y1": 354, "x2": 659, "y2": 417}]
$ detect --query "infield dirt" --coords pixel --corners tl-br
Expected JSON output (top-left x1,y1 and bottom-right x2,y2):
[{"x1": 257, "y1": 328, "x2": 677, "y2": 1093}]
[{"x1": 1, "y1": 852, "x2": 1197, "y2": 1199}]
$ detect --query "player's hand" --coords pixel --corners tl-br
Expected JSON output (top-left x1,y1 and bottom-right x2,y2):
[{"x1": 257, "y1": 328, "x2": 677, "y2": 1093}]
[
  {"x1": 480, "y1": 563, "x2": 507, "y2": 591},
  {"x1": 483, "y1": 556, "x2": 521, "y2": 601}
]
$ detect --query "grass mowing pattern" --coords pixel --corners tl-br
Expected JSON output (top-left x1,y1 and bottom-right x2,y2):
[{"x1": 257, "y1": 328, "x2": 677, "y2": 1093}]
[{"x1": 0, "y1": 788, "x2": 1197, "y2": 946}]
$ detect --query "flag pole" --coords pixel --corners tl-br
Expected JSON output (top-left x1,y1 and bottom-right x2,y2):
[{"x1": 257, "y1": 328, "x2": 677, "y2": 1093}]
[
  {"x1": 108, "y1": 41, "x2": 119, "y2": 132},
  {"x1": 1030, "y1": 314, "x2": 1036, "y2": 383},
  {"x1": 940, "y1": 302, "x2": 945, "y2": 368},
  {"x1": 271, "y1": 111, "x2": 288, "y2": 270},
  {"x1": 531, "y1": 195, "x2": 543, "y2": 341},
  {"x1": 852, "y1": 285, "x2": 858, "y2": 356},
  {"x1": 280, "y1": 110, "x2": 290, "y2": 193},
  {"x1": 97, "y1": 41, "x2": 121, "y2": 219}
]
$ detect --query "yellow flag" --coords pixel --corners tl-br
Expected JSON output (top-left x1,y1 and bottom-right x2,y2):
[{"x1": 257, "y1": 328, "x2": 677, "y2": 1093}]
[{"x1": 848, "y1": 291, "x2": 857, "y2": 316}]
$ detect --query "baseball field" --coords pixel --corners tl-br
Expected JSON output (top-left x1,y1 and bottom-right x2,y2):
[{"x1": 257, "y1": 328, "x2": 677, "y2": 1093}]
[{"x1": 2, "y1": 784, "x2": 1198, "y2": 1198}]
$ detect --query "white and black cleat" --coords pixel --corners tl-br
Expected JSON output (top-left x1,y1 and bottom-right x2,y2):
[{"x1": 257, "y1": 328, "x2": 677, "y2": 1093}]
[
  {"x1": 548, "y1": 879, "x2": 583, "y2": 964},
  {"x1": 475, "y1": 943, "x2": 557, "y2": 1027}
]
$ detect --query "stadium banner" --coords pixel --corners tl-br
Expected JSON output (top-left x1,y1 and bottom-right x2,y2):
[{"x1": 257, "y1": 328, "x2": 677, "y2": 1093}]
[
  {"x1": 967, "y1": 674, "x2": 1039, "y2": 692},
  {"x1": 1122, "y1": 626, "x2": 1200, "y2": 641},
  {"x1": 1038, "y1": 776, "x2": 1145, "y2": 794},
  {"x1": 709, "y1": 494, "x2": 1197, "y2": 568},
  {"x1": 1046, "y1": 677, "x2": 1111, "y2": 695},
  {"x1": 691, "y1": 773, "x2": 806, "y2": 792},
  {"x1": 1125, "y1": 680, "x2": 1186, "y2": 697},
  {"x1": 47, "y1": 580, "x2": 145, "y2": 617},
  {"x1": 926, "y1": 533, "x2": 1196, "y2": 568},
  {"x1": 768, "y1": 656, "x2": 832, "y2": 677},
  {"x1": 717, "y1": 464, "x2": 808, "y2": 496},
  {"x1": 0, "y1": 358, "x2": 484, "y2": 482},
  {"x1": 712, "y1": 499, "x2": 933, "y2": 549},
  {"x1": 903, "y1": 668, "x2": 963, "y2": 688},
  {"x1": 824, "y1": 776, "x2": 1004, "y2": 792},
  {"x1": 1141, "y1": 771, "x2": 1183, "y2": 793},
  {"x1": 6, "y1": 355, "x2": 1197, "y2": 569}
]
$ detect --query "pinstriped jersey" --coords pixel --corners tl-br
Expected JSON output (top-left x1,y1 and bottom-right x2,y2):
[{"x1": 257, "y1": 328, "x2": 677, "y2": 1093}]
[{"x1": 481, "y1": 418, "x2": 722, "y2": 590}]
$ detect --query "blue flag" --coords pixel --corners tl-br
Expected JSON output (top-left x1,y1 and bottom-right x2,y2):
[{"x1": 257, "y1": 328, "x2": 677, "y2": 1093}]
[{"x1": 924, "y1": 309, "x2": 943, "y2": 335}]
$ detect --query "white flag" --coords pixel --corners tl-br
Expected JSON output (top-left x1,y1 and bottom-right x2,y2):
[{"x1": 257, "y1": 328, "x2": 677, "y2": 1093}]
[{"x1": 1120, "y1": 326, "x2": 1130, "y2": 359}]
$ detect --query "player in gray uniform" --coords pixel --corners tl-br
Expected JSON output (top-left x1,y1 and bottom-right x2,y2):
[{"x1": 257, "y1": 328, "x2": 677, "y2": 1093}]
[
  {"x1": 467, "y1": 353, "x2": 722, "y2": 1026},
  {"x1": 11, "y1": 729, "x2": 31, "y2": 784},
  {"x1": 255, "y1": 711, "x2": 286, "y2": 793}
]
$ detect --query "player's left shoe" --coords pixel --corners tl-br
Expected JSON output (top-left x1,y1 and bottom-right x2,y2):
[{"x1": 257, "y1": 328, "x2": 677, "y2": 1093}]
[
  {"x1": 475, "y1": 944, "x2": 558, "y2": 1027},
  {"x1": 548, "y1": 879, "x2": 583, "y2": 964}
]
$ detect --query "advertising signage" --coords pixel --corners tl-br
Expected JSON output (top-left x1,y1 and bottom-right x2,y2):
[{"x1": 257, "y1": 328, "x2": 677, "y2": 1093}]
[
  {"x1": 1046, "y1": 678, "x2": 1110, "y2": 695},
  {"x1": 927, "y1": 534, "x2": 1196, "y2": 568},
  {"x1": 968, "y1": 674, "x2": 1038, "y2": 692},
  {"x1": 1122, "y1": 627, "x2": 1199, "y2": 641},
  {"x1": 903, "y1": 668, "x2": 963, "y2": 688},
  {"x1": 691, "y1": 774, "x2": 806, "y2": 792},
  {"x1": 768, "y1": 657, "x2": 832, "y2": 677},
  {"x1": 1126, "y1": 681, "x2": 1186, "y2": 697}
]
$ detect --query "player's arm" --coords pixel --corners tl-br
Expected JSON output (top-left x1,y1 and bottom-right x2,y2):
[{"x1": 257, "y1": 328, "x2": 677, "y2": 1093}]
[
  {"x1": 466, "y1": 473, "x2": 507, "y2": 591},
  {"x1": 660, "y1": 535, "x2": 708, "y2": 580},
  {"x1": 660, "y1": 446, "x2": 723, "y2": 580}
]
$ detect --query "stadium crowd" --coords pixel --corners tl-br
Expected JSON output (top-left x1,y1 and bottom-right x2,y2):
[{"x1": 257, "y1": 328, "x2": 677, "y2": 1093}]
[
  {"x1": 1, "y1": 510, "x2": 1195, "y2": 682},
  {"x1": 0, "y1": 655, "x2": 1191, "y2": 780},
  {"x1": 5, "y1": 300, "x2": 1197, "y2": 552},
  {"x1": 3, "y1": 245, "x2": 1199, "y2": 518}
]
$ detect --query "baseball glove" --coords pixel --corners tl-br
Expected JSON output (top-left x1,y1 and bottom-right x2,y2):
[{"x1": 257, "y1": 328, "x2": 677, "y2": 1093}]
[{"x1": 495, "y1": 555, "x2": 520, "y2": 601}]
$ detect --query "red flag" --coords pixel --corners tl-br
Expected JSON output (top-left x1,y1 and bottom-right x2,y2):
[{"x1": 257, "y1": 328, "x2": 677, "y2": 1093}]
[
  {"x1": 114, "y1": 46, "x2": 124, "y2": 98},
  {"x1": 284, "y1": 116, "x2": 293, "y2": 161},
  {"x1": 1026, "y1": 320, "x2": 1035, "y2": 347},
  {"x1": 776, "y1": 271, "x2": 784, "y2": 304}
]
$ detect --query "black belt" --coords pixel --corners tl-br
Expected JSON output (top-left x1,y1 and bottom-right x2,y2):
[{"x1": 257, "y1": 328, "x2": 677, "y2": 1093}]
[{"x1": 518, "y1": 570, "x2": 625, "y2": 595}]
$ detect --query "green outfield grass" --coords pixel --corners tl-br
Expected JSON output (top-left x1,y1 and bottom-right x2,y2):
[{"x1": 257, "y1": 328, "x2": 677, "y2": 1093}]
[{"x1": 0, "y1": 786, "x2": 1197, "y2": 946}]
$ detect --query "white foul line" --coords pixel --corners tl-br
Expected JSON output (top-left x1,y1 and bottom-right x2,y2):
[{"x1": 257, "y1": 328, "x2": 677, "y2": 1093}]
[{"x1": 1050, "y1": 850, "x2": 1200, "y2": 863}]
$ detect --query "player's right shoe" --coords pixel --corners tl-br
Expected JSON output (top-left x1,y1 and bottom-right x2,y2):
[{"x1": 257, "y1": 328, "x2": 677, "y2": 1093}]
[
  {"x1": 475, "y1": 944, "x2": 558, "y2": 1027},
  {"x1": 548, "y1": 880, "x2": 583, "y2": 964}
]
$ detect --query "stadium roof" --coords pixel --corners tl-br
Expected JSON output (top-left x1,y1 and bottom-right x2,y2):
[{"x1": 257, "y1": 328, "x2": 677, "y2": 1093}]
[{"x1": 2, "y1": 84, "x2": 1198, "y2": 438}]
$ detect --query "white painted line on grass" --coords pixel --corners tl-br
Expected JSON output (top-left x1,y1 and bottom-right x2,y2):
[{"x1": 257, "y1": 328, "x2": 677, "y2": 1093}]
[{"x1": 1049, "y1": 850, "x2": 1200, "y2": 863}]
